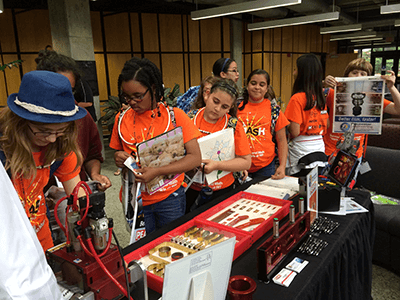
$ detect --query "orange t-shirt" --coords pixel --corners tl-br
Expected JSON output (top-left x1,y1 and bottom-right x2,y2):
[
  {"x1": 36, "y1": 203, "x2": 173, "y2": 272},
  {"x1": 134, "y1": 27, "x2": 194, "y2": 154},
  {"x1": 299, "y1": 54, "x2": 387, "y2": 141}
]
[
  {"x1": 324, "y1": 95, "x2": 391, "y2": 158},
  {"x1": 285, "y1": 92, "x2": 330, "y2": 136},
  {"x1": 109, "y1": 103, "x2": 200, "y2": 205},
  {"x1": 190, "y1": 109, "x2": 251, "y2": 191},
  {"x1": 237, "y1": 99, "x2": 289, "y2": 173},
  {"x1": 12, "y1": 150, "x2": 80, "y2": 251}
]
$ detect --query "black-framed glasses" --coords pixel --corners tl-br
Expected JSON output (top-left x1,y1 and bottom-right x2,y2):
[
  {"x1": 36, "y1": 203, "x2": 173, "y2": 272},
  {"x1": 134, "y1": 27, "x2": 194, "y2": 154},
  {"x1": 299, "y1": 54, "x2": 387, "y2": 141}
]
[
  {"x1": 121, "y1": 88, "x2": 150, "y2": 103},
  {"x1": 28, "y1": 124, "x2": 67, "y2": 138},
  {"x1": 227, "y1": 69, "x2": 239, "y2": 74}
]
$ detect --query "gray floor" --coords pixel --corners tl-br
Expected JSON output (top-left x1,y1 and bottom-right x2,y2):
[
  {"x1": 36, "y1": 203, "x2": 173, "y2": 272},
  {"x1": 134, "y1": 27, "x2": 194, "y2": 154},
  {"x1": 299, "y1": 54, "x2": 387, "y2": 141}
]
[{"x1": 101, "y1": 146, "x2": 400, "y2": 299}]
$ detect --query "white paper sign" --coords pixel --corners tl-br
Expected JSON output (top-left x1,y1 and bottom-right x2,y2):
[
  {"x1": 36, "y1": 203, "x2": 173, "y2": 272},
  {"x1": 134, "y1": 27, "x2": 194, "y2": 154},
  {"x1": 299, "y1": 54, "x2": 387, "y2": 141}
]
[
  {"x1": 197, "y1": 128, "x2": 235, "y2": 184},
  {"x1": 307, "y1": 166, "x2": 318, "y2": 224},
  {"x1": 162, "y1": 237, "x2": 236, "y2": 300}
]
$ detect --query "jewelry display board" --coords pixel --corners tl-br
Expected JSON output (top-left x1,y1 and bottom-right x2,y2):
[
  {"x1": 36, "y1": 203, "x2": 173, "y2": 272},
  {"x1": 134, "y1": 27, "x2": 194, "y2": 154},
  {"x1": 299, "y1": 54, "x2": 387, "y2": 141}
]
[
  {"x1": 124, "y1": 219, "x2": 251, "y2": 293},
  {"x1": 195, "y1": 191, "x2": 292, "y2": 243},
  {"x1": 123, "y1": 192, "x2": 291, "y2": 294}
]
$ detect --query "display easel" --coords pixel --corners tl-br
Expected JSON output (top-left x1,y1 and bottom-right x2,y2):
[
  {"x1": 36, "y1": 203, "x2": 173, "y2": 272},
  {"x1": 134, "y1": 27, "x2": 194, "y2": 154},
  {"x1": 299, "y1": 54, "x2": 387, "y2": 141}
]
[{"x1": 188, "y1": 272, "x2": 214, "y2": 300}]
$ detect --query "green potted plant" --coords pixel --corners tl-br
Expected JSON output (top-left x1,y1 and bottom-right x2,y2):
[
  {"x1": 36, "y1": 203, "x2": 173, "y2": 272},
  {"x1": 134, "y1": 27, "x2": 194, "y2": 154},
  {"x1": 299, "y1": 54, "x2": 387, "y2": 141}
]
[
  {"x1": 0, "y1": 60, "x2": 23, "y2": 72},
  {"x1": 99, "y1": 95, "x2": 121, "y2": 133},
  {"x1": 163, "y1": 83, "x2": 182, "y2": 107}
]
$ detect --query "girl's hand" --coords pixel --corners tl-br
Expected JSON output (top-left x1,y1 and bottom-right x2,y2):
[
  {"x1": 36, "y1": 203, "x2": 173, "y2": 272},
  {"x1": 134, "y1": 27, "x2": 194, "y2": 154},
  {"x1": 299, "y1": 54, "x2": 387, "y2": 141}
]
[
  {"x1": 381, "y1": 70, "x2": 396, "y2": 89},
  {"x1": 242, "y1": 170, "x2": 249, "y2": 181},
  {"x1": 114, "y1": 151, "x2": 131, "y2": 168},
  {"x1": 271, "y1": 165, "x2": 286, "y2": 180},
  {"x1": 134, "y1": 167, "x2": 159, "y2": 183},
  {"x1": 202, "y1": 159, "x2": 219, "y2": 174},
  {"x1": 324, "y1": 75, "x2": 337, "y2": 88}
]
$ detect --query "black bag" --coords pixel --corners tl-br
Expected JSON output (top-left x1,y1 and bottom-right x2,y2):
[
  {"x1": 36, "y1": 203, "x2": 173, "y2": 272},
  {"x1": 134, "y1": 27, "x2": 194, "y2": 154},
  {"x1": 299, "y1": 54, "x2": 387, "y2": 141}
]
[{"x1": 189, "y1": 164, "x2": 213, "y2": 212}]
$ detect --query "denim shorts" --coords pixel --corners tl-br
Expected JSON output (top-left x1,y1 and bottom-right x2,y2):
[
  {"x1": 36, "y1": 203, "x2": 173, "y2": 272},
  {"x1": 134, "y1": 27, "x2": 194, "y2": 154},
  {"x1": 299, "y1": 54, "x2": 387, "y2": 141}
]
[
  {"x1": 143, "y1": 186, "x2": 186, "y2": 235},
  {"x1": 249, "y1": 159, "x2": 276, "y2": 178}
]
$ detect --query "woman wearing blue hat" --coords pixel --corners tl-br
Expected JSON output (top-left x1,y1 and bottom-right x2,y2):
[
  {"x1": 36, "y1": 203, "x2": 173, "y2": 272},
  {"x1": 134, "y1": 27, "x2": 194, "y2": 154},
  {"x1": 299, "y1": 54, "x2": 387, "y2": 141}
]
[{"x1": 0, "y1": 70, "x2": 87, "y2": 251}]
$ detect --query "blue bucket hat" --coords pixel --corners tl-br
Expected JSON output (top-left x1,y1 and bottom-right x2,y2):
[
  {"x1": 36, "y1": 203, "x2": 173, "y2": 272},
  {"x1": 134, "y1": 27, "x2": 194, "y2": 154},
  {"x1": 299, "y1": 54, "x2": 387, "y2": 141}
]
[{"x1": 7, "y1": 70, "x2": 87, "y2": 123}]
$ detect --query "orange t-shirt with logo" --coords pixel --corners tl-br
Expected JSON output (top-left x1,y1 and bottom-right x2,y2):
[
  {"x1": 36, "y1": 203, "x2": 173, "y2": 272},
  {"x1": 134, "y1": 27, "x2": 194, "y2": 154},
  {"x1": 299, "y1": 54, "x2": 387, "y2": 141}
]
[
  {"x1": 109, "y1": 104, "x2": 200, "y2": 205},
  {"x1": 237, "y1": 99, "x2": 289, "y2": 173},
  {"x1": 190, "y1": 109, "x2": 251, "y2": 191},
  {"x1": 285, "y1": 92, "x2": 330, "y2": 136},
  {"x1": 12, "y1": 151, "x2": 80, "y2": 251},
  {"x1": 324, "y1": 94, "x2": 391, "y2": 158}
]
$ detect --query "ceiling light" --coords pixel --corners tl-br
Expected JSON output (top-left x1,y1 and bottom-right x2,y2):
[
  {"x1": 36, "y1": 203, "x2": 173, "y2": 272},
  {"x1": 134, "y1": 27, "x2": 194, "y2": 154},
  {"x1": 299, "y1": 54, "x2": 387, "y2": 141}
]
[
  {"x1": 0, "y1": 0, "x2": 3, "y2": 13},
  {"x1": 381, "y1": 4, "x2": 400, "y2": 14},
  {"x1": 320, "y1": 24, "x2": 362, "y2": 34},
  {"x1": 191, "y1": 0, "x2": 301, "y2": 21},
  {"x1": 374, "y1": 42, "x2": 393, "y2": 46},
  {"x1": 248, "y1": 12, "x2": 339, "y2": 31},
  {"x1": 395, "y1": 20, "x2": 400, "y2": 27},
  {"x1": 350, "y1": 37, "x2": 383, "y2": 43},
  {"x1": 330, "y1": 31, "x2": 377, "y2": 41}
]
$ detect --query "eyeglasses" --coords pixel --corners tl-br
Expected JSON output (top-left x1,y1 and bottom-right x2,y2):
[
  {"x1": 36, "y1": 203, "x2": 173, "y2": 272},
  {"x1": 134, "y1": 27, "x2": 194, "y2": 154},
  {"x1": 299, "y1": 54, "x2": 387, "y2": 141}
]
[
  {"x1": 121, "y1": 88, "x2": 150, "y2": 103},
  {"x1": 28, "y1": 124, "x2": 67, "y2": 138},
  {"x1": 227, "y1": 69, "x2": 239, "y2": 74}
]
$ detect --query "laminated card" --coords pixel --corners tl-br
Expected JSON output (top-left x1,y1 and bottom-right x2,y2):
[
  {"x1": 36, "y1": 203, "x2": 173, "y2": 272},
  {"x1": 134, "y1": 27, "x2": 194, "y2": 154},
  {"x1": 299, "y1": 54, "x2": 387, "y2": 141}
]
[
  {"x1": 197, "y1": 128, "x2": 235, "y2": 185},
  {"x1": 137, "y1": 127, "x2": 185, "y2": 194}
]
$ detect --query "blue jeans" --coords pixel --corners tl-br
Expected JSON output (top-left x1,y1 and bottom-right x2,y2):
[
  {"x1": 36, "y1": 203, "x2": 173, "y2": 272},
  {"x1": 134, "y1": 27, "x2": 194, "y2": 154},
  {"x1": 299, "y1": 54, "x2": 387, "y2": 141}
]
[
  {"x1": 249, "y1": 159, "x2": 276, "y2": 178},
  {"x1": 143, "y1": 186, "x2": 186, "y2": 235}
]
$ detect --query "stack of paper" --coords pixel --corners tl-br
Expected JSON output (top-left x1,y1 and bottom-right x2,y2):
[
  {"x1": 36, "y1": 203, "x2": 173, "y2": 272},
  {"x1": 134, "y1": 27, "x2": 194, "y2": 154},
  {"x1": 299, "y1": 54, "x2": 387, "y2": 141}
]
[{"x1": 246, "y1": 176, "x2": 299, "y2": 200}]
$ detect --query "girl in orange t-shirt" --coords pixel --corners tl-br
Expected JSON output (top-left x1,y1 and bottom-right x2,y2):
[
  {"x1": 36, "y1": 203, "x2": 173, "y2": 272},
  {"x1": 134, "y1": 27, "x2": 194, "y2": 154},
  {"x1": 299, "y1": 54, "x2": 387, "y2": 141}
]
[
  {"x1": 110, "y1": 57, "x2": 201, "y2": 234},
  {"x1": 0, "y1": 71, "x2": 86, "y2": 252},
  {"x1": 186, "y1": 79, "x2": 251, "y2": 209},
  {"x1": 237, "y1": 69, "x2": 289, "y2": 179},
  {"x1": 285, "y1": 54, "x2": 329, "y2": 176}
]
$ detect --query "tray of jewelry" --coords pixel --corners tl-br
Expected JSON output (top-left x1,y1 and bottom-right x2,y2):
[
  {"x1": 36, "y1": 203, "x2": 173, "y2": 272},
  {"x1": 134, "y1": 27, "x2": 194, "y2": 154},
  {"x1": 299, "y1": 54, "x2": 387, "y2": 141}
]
[
  {"x1": 195, "y1": 191, "x2": 292, "y2": 243},
  {"x1": 123, "y1": 219, "x2": 250, "y2": 294}
]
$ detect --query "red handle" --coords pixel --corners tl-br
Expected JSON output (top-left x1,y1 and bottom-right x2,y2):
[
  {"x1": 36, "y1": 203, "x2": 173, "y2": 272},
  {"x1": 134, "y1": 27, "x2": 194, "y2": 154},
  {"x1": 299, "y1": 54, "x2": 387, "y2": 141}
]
[
  {"x1": 227, "y1": 215, "x2": 249, "y2": 227},
  {"x1": 235, "y1": 218, "x2": 265, "y2": 230}
]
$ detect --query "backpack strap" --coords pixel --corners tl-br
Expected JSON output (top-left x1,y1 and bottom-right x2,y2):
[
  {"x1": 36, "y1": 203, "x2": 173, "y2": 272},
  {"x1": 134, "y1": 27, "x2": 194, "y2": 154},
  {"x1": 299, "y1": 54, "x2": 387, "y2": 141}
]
[
  {"x1": 50, "y1": 160, "x2": 63, "y2": 178},
  {"x1": 227, "y1": 116, "x2": 238, "y2": 131},
  {"x1": 168, "y1": 105, "x2": 177, "y2": 128},
  {"x1": 270, "y1": 99, "x2": 281, "y2": 136}
]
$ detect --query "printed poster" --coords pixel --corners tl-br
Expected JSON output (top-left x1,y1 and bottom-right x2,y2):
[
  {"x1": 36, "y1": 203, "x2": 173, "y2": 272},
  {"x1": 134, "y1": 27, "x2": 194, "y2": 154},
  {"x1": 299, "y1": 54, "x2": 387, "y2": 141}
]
[
  {"x1": 333, "y1": 76, "x2": 385, "y2": 135},
  {"x1": 197, "y1": 128, "x2": 235, "y2": 185},
  {"x1": 307, "y1": 166, "x2": 318, "y2": 224}
]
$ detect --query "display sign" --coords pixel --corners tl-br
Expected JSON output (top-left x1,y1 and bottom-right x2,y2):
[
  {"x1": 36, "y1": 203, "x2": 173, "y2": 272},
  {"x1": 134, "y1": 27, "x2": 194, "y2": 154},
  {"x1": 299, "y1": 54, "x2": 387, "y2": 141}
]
[
  {"x1": 162, "y1": 238, "x2": 235, "y2": 300},
  {"x1": 333, "y1": 76, "x2": 385, "y2": 135},
  {"x1": 307, "y1": 166, "x2": 318, "y2": 224}
]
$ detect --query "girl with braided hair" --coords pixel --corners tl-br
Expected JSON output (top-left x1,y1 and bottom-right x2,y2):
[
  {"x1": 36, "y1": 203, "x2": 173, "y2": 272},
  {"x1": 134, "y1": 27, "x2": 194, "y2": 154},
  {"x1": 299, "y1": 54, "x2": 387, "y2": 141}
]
[
  {"x1": 110, "y1": 57, "x2": 201, "y2": 234},
  {"x1": 237, "y1": 69, "x2": 289, "y2": 179}
]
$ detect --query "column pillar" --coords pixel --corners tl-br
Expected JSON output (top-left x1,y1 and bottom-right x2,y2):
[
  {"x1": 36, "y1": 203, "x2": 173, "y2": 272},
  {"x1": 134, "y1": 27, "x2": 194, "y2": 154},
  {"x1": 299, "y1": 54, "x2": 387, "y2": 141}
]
[
  {"x1": 231, "y1": 18, "x2": 243, "y2": 88},
  {"x1": 47, "y1": 0, "x2": 104, "y2": 154}
]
